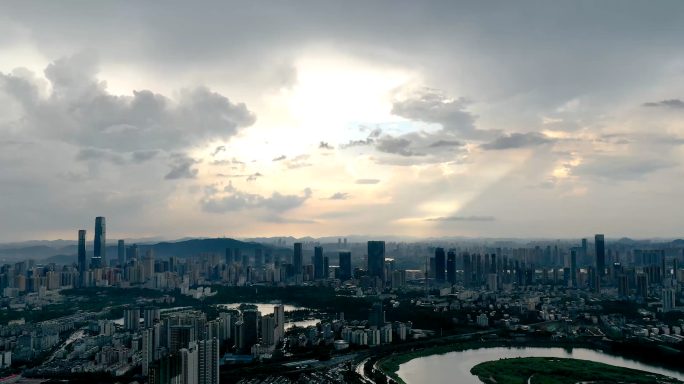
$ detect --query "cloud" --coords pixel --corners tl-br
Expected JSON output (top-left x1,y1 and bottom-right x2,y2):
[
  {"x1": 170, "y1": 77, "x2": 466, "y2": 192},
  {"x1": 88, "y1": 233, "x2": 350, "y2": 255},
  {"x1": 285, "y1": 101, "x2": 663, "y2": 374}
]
[
  {"x1": 210, "y1": 146, "x2": 226, "y2": 156},
  {"x1": 322, "y1": 192, "x2": 350, "y2": 200},
  {"x1": 567, "y1": 156, "x2": 676, "y2": 181},
  {"x1": 429, "y1": 140, "x2": 463, "y2": 148},
  {"x1": 201, "y1": 182, "x2": 312, "y2": 214},
  {"x1": 480, "y1": 132, "x2": 555, "y2": 150},
  {"x1": 375, "y1": 136, "x2": 424, "y2": 157},
  {"x1": 368, "y1": 127, "x2": 383, "y2": 138},
  {"x1": 1, "y1": 52, "x2": 257, "y2": 153},
  {"x1": 272, "y1": 155, "x2": 287, "y2": 162},
  {"x1": 131, "y1": 149, "x2": 161, "y2": 164},
  {"x1": 339, "y1": 138, "x2": 374, "y2": 149},
  {"x1": 164, "y1": 156, "x2": 200, "y2": 180},
  {"x1": 75, "y1": 147, "x2": 126, "y2": 165},
  {"x1": 262, "y1": 215, "x2": 318, "y2": 224},
  {"x1": 391, "y1": 88, "x2": 497, "y2": 140},
  {"x1": 423, "y1": 216, "x2": 496, "y2": 222},
  {"x1": 642, "y1": 99, "x2": 684, "y2": 109},
  {"x1": 281, "y1": 154, "x2": 312, "y2": 170},
  {"x1": 319, "y1": 141, "x2": 334, "y2": 150},
  {"x1": 355, "y1": 179, "x2": 380, "y2": 184},
  {"x1": 211, "y1": 157, "x2": 245, "y2": 166}
]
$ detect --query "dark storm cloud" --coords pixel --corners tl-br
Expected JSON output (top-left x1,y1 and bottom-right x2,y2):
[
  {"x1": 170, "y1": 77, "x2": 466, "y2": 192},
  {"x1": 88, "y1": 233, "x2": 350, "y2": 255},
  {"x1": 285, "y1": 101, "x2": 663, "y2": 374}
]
[
  {"x1": 480, "y1": 133, "x2": 555, "y2": 150},
  {"x1": 642, "y1": 99, "x2": 684, "y2": 109},
  {"x1": 201, "y1": 181, "x2": 312, "y2": 214},
  {"x1": 131, "y1": 149, "x2": 161, "y2": 163},
  {"x1": 75, "y1": 147, "x2": 126, "y2": 164},
  {"x1": 423, "y1": 216, "x2": 496, "y2": 222}
]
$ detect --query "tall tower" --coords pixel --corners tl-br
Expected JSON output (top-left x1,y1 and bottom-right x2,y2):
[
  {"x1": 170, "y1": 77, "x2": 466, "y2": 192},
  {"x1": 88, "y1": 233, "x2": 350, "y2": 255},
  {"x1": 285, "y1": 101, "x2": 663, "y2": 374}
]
[
  {"x1": 78, "y1": 230, "x2": 87, "y2": 273},
  {"x1": 367, "y1": 241, "x2": 386, "y2": 283},
  {"x1": 339, "y1": 252, "x2": 352, "y2": 281},
  {"x1": 595, "y1": 234, "x2": 605, "y2": 277},
  {"x1": 447, "y1": 251, "x2": 457, "y2": 285},
  {"x1": 314, "y1": 246, "x2": 324, "y2": 279},
  {"x1": 435, "y1": 248, "x2": 446, "y2": 281},
  {"x1": 117, "y1": 239, "x2": 125, "y2": 265},
  {"x1": 93, "y1": 217, "x2": 106, "y2": 268},
  {"x1": 293, "y1": 243, "x2": 303, "y2": 275}
]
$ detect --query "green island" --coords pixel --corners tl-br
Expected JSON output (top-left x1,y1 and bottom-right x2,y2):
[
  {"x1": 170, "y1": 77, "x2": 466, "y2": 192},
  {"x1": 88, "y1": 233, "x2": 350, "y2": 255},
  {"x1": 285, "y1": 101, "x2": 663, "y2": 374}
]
[{"x1": 470, "y1": 357, "x2": 683, "y2": 384}]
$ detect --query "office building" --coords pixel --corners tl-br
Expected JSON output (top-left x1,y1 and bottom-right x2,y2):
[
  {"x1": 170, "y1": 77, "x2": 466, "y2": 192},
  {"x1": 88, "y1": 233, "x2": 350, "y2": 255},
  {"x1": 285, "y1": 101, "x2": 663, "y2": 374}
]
[
  {"x1": 368, "y1": 241, "x2": 386, "y2": 283},
  {"x1": 144, "y1": 250, "x2": 155, "y2": 280},
  {"x1": 314, "y1": 246, "x2": 324, "y2": 280},
  {"x1": 339, "y1": 252, "x2": 352, "y2": 281},
  {"x1": 254, "y1": 248, "x2": 263, "y2": 268},
  {"x1": 618, "y1": 275, "x2": 629, "y2": 297},
  {"x1": 368, "y1": 302, "x2": 385, "y2": 328},
  {"x1": 435, "y1": 248, "x2": 446, "y2": 281},
  {"x1": 571, "y1": 249, "x2": 577, "y2": 286},
  {"x1": 293, "y1": 243, "x2": 303, "y2": 275},
  {"x1": 447, "y1": 251, "x2": 456, "y2": 285},
  {"x1": 595, "y1": 234, "x2": 605, "y2": 276},
  {"x1": 78, "y1": 230, "x2": 87, "y2": 274},
  {"x1": 93, "y1": 216, "x2": 106, "y2": 269},
  {"x1": 225, "y1": 248, "x2": 234, "y2": 265},
  {"x1": 663, "y1": 289, "x2": 676, "y2": 312},
  {"x1": 170, "y1": 325, "x2": 195, "y2": 353},
  {"x1": 637, "y1": 274, "x2": 648, "y2": 298},
  {"x1": 117, "y1": 240, "x2": 125, "y2": 265}
]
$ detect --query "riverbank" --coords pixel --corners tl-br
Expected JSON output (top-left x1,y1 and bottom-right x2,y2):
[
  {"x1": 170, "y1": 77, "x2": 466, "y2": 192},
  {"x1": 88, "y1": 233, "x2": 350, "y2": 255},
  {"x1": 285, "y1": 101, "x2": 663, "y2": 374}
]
[
  {"x1": 377, "y1": 340, "x2": 614, "y2": 384},
  {"x1": 470, "y1": 357, "x2": 684, "y2": 384}
]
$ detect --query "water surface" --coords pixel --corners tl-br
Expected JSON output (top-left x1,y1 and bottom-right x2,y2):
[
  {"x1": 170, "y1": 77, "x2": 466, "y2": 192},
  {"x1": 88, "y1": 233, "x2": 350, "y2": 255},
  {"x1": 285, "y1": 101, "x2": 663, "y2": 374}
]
[{"x1": 397, "y1": 347, "x2": 684, "y2": 384}]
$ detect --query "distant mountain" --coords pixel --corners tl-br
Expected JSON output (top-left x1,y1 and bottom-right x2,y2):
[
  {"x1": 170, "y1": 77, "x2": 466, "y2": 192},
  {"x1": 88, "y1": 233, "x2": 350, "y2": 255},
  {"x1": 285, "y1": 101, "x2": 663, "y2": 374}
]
[
  {"x1": 0, "y1": 245, "x2": 64, "y2": 259},
  {"x1": 40, "y1": 238, "x2": 290, "y2": 265}
]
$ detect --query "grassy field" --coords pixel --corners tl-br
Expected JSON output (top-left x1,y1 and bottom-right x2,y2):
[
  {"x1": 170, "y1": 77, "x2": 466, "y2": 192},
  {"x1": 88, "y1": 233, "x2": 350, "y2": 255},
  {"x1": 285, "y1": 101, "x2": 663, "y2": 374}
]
[{"x1": 471, "y1": 357, "x2": 683, "y2": 384}]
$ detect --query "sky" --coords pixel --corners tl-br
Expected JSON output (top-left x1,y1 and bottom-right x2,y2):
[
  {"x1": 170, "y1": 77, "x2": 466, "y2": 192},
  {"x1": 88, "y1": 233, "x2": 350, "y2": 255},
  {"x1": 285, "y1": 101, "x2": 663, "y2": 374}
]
[{"x1": 1, "y1": 1, "x2": 684, "y2": 242}]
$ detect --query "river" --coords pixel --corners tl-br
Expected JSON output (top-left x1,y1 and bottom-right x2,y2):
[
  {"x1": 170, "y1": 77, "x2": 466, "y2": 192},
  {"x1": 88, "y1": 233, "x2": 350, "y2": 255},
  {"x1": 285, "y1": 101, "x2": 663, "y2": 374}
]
[{"x1": 396, "y1": 347, "x2": 684, "y2": 384}]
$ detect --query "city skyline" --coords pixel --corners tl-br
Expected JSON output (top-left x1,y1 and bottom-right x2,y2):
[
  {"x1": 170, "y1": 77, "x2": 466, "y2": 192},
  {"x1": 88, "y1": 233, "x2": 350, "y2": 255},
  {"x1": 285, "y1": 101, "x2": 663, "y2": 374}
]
[{"x1": 2, "y1": 2, "x2": 684, "y2": 242}]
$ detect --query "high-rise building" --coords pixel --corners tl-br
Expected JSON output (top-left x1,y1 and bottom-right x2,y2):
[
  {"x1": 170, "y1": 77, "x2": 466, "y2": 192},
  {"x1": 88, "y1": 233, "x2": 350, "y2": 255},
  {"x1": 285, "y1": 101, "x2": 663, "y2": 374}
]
[
  {"x1": 368, "y1": 241, "x2": 385, "y2": 283},
  {"x1": 239, "y1": 310, "x2": 259, "y2": 354},
  {"x1": 571, "y1": 249, "x2": 577, "y2": 286},
  {"x1": 254, "y1": 248, "x2": 263, "y2": 268},
  {"x1": 273, "y1": 304, "x2": 285, "y2": 341},
  {"x1": 93, "y1": 216, "x2": 106, "y2": 269},
  {"x1": 595, "y1": 234, "x2": 605, "y2": 277},
  {"x1": 234, "y1": 249, "x2": 242, "y2": 267},
  {"x1": 339, "y1": 252, "x2": 352, "y2": 281},
  {"x1": 637, "y1": 274, "x2": 648, "y2": 298},
  {"x1": 463, "y1": 252, "x2": 472, "y2": 287},
  {"x1": 618, "y1": 275, "x2": 629, "y2": 297},
  {"x1": 293, "y1": 243, "x2": 303, "y2": 275},
  {"x1": 117, "y1": 240, "x2": 125, "y2": 265},
  {"x1": 368, "y1": 302, "x2": 385, "y2": 328},
  {"x1": 225, "y1": 248, "x2": 234, "y2": 265},
  {"x1": 142, "y1": 328, "x2": 150, "y2": 376},
  {"x1": 78, "y1": 230, "x2": 87, "y2": 274},
  {"x1": 144, "y1": 306, "x2": 161, "y2": 328},
  {"x1": 170, "y1": 325, "x2": 195, "y2": 353},
  {"x1": 127, "y1": 244, "x2": 139, "y2": 261},
  {"x1": 447, "y1": 251, "x2": 457, "y2": 285},
  {"x1": 180, "y1": 342, "x2": 199, "y2": 384},
  {"x1": 261, "y1": 315, "x2": 277, "y2": 346},
  {"x1": 314, "y1": 246, "x2": 324, "y2": 280},
  {"x1": 198, "y1": 338, "x2": 219, "y2": 384},
  {"x1": 488, "y1": 273, "x2": 498, "y2": 291},
  {"x1": 434, "y1": 248, "x2": 446, "y2": 281},
  {"x1": 144, "y1": 250, "x2": 155, "y2": 280},
  {"x1": 123, "y1": 307, "x2": 140, "y2": 331}
]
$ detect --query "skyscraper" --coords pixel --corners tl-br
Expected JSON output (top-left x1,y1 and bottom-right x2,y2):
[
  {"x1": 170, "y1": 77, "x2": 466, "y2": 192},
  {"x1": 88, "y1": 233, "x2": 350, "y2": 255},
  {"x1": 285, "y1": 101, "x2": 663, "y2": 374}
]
[
  {"x1": 118, "y1": 240, "x2": 125, "y2": 265},
  {"x1": 254, "y1": 248, "x2": 263, "y2": 268},
  {"x1": 339, "y1": 252, "x2": 352, "y2": 281},
  {"x1": 225, "y1": 248, "x2": 234, "y2": 265},
  {"x1": 78, "y1": 230, "x2": 87, "y2": 274},
  {"x1": 571, "y1": 249, "x2": 577, "y2": 286},
  {"x1": 198, "y1": 338, "x2": 219, "y2": 384},
  {"x1": 144, "y1": 250, "x2": 155, "y2": 280},
  {"x1": 368, "y1": 241, "x2": 385, "y2": 283},
  {"x1": 447, "y1": 251, "x2": 457, "y2": 285},
  {"x1": 293, "y1": 243, "x2": 303, "y2": 275},
  {"x1": 123, "y1": 307, "x2": 141, "y2": 331},
  {"x1": 93, "y1": 216, "x2": 106, "y2": 269},
  {"x1": 314, "y1": 246, "x2": 324, "y2": 279},
  {"x1": 144, "y1": 306, "x2": 161, "y2": 328},
  {"x1": 323, "y1": 256, "x2": 329, "y2": 279},
  {"x1": 595, "y1": 234, "x2": 605, "y2": 276},
  {"x1": 180, "y1": 342, "x2": 198, "y2": 384},
  {"x1": 435, "y1": 248, "x2": 446, "y2": 281},
  {"x1": 368, "y1": 302, "x2": 385, "y2": 328}
]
